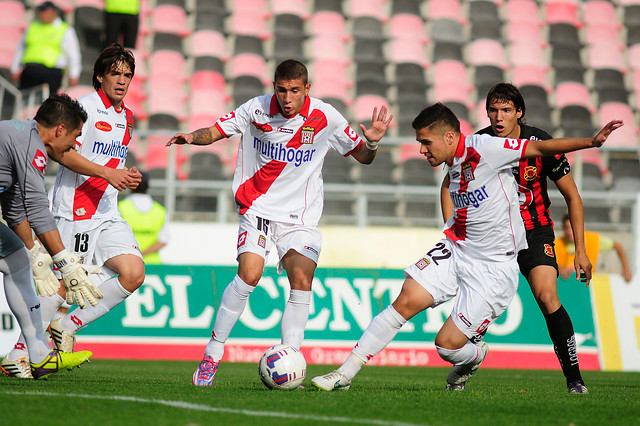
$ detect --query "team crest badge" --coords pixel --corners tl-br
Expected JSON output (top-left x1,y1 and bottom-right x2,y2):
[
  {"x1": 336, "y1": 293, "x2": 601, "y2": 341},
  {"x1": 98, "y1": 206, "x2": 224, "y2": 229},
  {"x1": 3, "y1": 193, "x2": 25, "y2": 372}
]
[
  {"x1": 127, "y1": 122, "x2": 133, "y2": 139},
  {"x1": 300, "y1": 126, "x2": 315, "y2": 144},
  {"x1": 462, "y1": 163, "x2": 475, "y2": 182},
  {"x1": 258, "y1": 235, "x2": 266, "y2": 248},
  {"x1": 416, "y1": 258, "x2": 430, "y2": 270},
  {"x1": 524, "y1": 166, "x2": 538, "y2": 181},
  {"x1": 544, "y1": 244, "x2": 554, "y2": 257}
]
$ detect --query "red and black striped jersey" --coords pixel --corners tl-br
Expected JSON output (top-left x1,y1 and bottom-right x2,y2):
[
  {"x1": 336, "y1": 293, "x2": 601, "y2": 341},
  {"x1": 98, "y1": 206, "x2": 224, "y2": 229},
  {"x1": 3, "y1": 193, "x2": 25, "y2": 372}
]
[{"x1": 476, "y1": 125, "x2": 571, "y2": 230}]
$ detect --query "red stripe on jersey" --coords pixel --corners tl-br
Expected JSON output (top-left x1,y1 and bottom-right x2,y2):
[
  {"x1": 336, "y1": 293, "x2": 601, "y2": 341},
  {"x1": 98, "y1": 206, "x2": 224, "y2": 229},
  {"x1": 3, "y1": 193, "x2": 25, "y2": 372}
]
[
  {"x1": 72, "y1": 158, "x2": 120, "y2": 220},
  {"x1": 234, "y1": 109, "x2": 328, "y2": 213},
  {"x1": 447, "y1": 147, "x2": 481, "y2": 241}
]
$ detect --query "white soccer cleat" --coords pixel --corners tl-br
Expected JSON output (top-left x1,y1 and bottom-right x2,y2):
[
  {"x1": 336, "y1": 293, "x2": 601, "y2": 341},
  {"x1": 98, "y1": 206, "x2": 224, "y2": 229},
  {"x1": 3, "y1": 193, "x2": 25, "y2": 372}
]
[
  {"x1": 311, "y1": 370, "x2": 351, "y2": 391},
  {"x1": 47, "y1": 318, "x2": 76, "y2": 353},
  {"x1": 1, "y1": 356, "x2": 33, "y2": 379},
  {"x1": 446, "y1": 341, "x2": 489, "y2": 389}
]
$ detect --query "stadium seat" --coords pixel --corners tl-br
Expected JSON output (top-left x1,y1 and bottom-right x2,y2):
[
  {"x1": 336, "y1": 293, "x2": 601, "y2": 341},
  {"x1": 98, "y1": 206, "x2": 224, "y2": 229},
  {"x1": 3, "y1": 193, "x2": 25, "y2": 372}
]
[
  {"x1": 506, "y1": 21, "x2": 546, "y2": 46},
  {"x1": 585, "y1": 24, "x2": 623, "y2": 46},
  {"x1": 430, "y1": 18, "x2": 465, "y2": 45},
  {"x1": 391, "y1": 0, "x2": 421, "y2": 16},
  {"x1": 583, "y1": 1, "x2": 621, "y2": 28},
  {"x1": 232, "y1": 76, "x2": 265, "y2": 105},
  {"x1": 191, "y1": 70, "x2": 226, "y2": 93},
  {"x1": 360, "y1": 151, "x2": 396, "y2": 185},
  {"x1": 388, "y1": 37, "x2": 429, "y2": 66},
  {"x1": 149, "y1": 50, "x2": 187, "y2": 80},
  {"x1": 593, "y1": 69, "x2": 626, "y2": 93},
  {"x1": 433, "y1": 41, "x2": 464, "y2": 62},
  {"x1": 194, "y1": 10, "x2": 225, "y2": 32},
  {"x1": 394, "y1": 63, "x2": 428, "y2": 91},
  {"x1": 230, "y1": 11, "x2": 270, "y2": 39},
  {"x1": 309, "y1": 11, "x2": 349, "y2": 40},
  {"x1": 234, "y1": 36, "x2": 264, "y2": 56},
  {"x1": 0, "y1": 1, "x2": 26, "y2": 29},
  {"x1": 273, "y1": 35, "x2": 306, "y2": 63},
  {"x1": 474, "y1": 100, "x2": 490, "y2": 129},
  {"x1": 470, "y1": 21, "x2": 502, "y2": 41},
  {"x1": 352, "y1": 39, "x2": 386, "y2": 65},
  {"x1": 349, "y1": 0, "x2": 388, "y2": 22},
  {"x1": 598, "y1": 102, "x2": 639, "y2": 150},
  {"x1": 188, "y1": 113, "x2": 219, "y2": 132},
  {"x1": 432, "y1": 60, "x2": 471, "y2": 90},
  {"x1": 229, "y1": 53, "x2": 269, "y2": 83},
  {"x1": 587, "y1": 43, "x2": 627, "y2": 73},
  {"x1": 353, "y1": 95, "x2": 391, "y2": 127},
  {"x1": 64, "y1": 85, "x2": 94, "y2": 100},
  {"x1": 152, "y1": 33, "x2": 183, "y2": 52},
  {"x1": 271, "y1": 0, "x2": 309, "y2": 19},
  {"x1": 504, "y1": 0, "x2": 542, "y2": 25},
  {"x1": 190, "y1": 30, "x2": 229, "y2": 61},
  {"x1": 433, "y1": 82, "x2": 472, "y2": 109},
  {"x1": 467, "y1": 39, "x2": 508, "y2": 69},
  {"x1": 353, "y1": 16, "x2": 386, "y2": 41},
  {"x1": 193, "y1": 56, "x2": 225, "y2": 74},
  {"x1": 555, "y1": 82, "x2": 594, "y2": 111},
  {"x1": 273, "y1": 14, "x2": 306, "y2": 38},
  {"x1": 308, "y1": 36, "x2": 350, "y2": 63},
  {"x1": 0, "y1": 26, "x2": 22, "y2": 51},
  {"x1": 389, "y1": 14, "x2": 426, "y2": 41},
  {"x1": 323, "y1": 149, "x2": 355, "y2": 184},
  {"x1": 230, "y1": 0, "x2": 269, "y2": 16},
  {"x1": 512, "y1": 66, "x2": 550, "y2": 91},
  {"x1": 151, "y1": 5, "x2": 191, "y2": 37},
  {"x1": 427, "y1": 0, "x2": 466, "y2": 23},
  {"x1": 474, "y1": 65, "x2": 504, "y2": 96},
  {"x1": 548, "y1": 23, "x2": 581, "y2": 49},
  {"x1": 74, "y1": 5, "x2": 104, "y2": 50},
  {"x1": 313, "y1": 78, "x2": 352, "y2": 105},
  {"x1": 509, "y1": 42, "x2": 548, "y2": 69},
  {"x1": 627, "y1": 43, "x2": 640, "y2": 70},
  {"x1": 545, "y1": 1, "x2": 581, "y2": 27}
]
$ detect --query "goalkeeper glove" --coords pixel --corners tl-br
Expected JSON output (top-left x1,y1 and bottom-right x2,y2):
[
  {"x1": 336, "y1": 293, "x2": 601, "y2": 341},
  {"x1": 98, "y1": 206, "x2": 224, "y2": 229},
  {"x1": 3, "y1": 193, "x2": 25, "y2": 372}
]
[
  {"x1": 30, "y1": 240, "x2": 60, "y2": 297},
  {"x1": 52, "y1": 250, "x2": 103, "y2": 309}
]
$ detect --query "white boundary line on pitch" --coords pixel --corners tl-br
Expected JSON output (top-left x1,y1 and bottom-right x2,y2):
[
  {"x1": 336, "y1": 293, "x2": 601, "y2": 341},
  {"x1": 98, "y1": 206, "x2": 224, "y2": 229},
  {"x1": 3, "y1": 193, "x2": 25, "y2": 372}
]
[{"x1": 2, "y1": 390, "x2": 427, "y2": 426}]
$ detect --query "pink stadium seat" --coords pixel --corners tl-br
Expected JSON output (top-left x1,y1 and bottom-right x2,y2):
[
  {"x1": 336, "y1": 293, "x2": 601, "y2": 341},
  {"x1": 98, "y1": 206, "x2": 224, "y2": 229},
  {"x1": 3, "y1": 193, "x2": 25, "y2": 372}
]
[
  {"x1": 509, "y1": 42, "x2": 548, "y2": 68},
  {"x1": 188, "y1": 114, "x2": 219, "y2": 133},
  {"x1": 587, "y1": 43, "x2": 627, "y2": 72},
  {"x1": 189, "y1": 90, "x2": 228, "y2": 117},
  {"x1": 230, "y1": 0, "x2": 269, "y2": 16},
  {"x1": 512, "y1": 65, "x2": 550, "y2": 90},
  {"x1": 129, "y1": 49, "x2": 148, "y2": 80},
  {"x1": 389, "y1": 14, "x2": 427, "y2": 42},
  {"x1": 506, "y1": 22, "x2": 546, "y2": 45},
  {"x1": 144, "y1": 138, "x2": 187, "y2": 179},
  {"x1": 190, "y1": 30, "x2": 229, "y2": 61},
  {"x1": 432, "y1": 60, "x2": 471, "y2": 89},
  {"x1": 627, "y1": 44, "x2": 640, "y2": 70},
  {"x1": 191, "y1": 70, "x2": 227, "y2": 93},
  {"x1": 229, "y1": 53, "x2": 269, "y2": 83},
  {"x1": 0, "y1": 26, "x2": 22, "y2": 51},
  {"x1": 428, "y1": 0, "x2": 467, "y2": 24},
  {"x1": 475, "y1": 100, "x2": 490, "y2": 129},
  {"x1": 308, "y1": 36, "x2": 350, "y2": 63},
  {"x1": 567, "y1": 149, "x2": 605, "y2": 172},
  {"x1": 64, "y1": 85, "x2": 94, "y2": 100},
  {"x1": 126, "y1": 78, "x2": 147, "y2": 118},
  {"x1": 459, "y1": 118, "x2": 473, "y2": 136},
  {"x1": 309, "y1": 12, "x2": 349, "y2": 40},
  {"x1": 0, "y1": 47, "x2": 16, "y2": 69},
  {"x1": 151, "y1": 5, "x2": 191, "y2": 37},
  {"x1": 353, "y1": 95, "x2": 391, "y2": 122},
  {"x1": 399, "y1": 143, "x2": 425, "y2": 162},
  {"x1": 585, "y1": 25, "x2": 623, "y2": 46},
  {"x1": 149, "y1": 50, "x2": 187, "y2": 80},
  {"x1": 0, "y1": 1, "x2": 26, "y2": 29},
  {"x1": 505, "y1": 0, "x2": 542, "y2": 24},
  {"x1": 583, "y1": 1, "x2": 621, "y2": 28},
  {"x1": 598, "y1": 102, "x2": 639, "y2": 149},
  {"x1": 433, "y1": 83, "x2": 473, "y2": 108},
  {"x1": 349, "y1": 0, "x2": 388, "y2": 21},
  {"x1": 230, "y1": 11, "x2": 271, "y2": 39},
  {"x1": 555, "y1": 82, "x2": 594, "y2": 111},
  {"x1": 311, "y1": 77, "x2": 352, "y2": 105},
  {"x1": 388, "y1": 37, "x2": 429, "y2": 66},
  {"x1": 312, "y1": 60, "x2": 350, "y2": 84},
  {"x1": 544, "y1": 1, "x2": 581, "y2": 27},
  {"x1": 271, "y1": 0, "x2": 309, "y2": 19},
  {"x1": 147, "y1": 76, "x2": 188, "y2": 119},
  {"x1": 468, "y1": 39, "x2": 508, "y2": 69}
]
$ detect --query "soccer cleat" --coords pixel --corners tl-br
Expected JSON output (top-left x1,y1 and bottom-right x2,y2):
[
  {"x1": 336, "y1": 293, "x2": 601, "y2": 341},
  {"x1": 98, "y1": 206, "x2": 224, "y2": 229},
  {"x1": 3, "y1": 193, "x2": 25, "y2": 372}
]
[
  {"x1": 567, "y1": 380, "x2": 588, "y2": 394},
  {"x1": 446, "y1": 341, "x2": 489, "y2": 389},
  {"x1": 1, "y1": 356, "x2": 33, "y2": 379},
  {"x1": 446, "y1": 383, "x2": 466, "y2": 391},
  {"x1": 192, "y1": 355, "x2": 219, "y2": 386},
  {"x1": 311, "y1": 370, "x2": 351, "y2": 391},
  {"x1": 48, "y1": 318, "x2": 76, "y2": 352},
  {"x1": 30, "y1": 349, "x2": 92, "y2": 380}
]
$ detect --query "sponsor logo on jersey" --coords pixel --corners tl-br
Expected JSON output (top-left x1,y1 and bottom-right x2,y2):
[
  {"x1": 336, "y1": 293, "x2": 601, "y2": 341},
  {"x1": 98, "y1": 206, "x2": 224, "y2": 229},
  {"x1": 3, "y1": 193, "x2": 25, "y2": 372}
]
[
  {"x1": 127, "y1": 122, "x2": 133, "y2": 139},
  {"x1": 458, "y1": 313, "x2": 472, "y2": 327},
  {"x1": 476, "y1": 319, "x2": 491, "y2": 334},
  {"x1": 220, "y1": 112, "x2": 235, "y2": 122},
  {"x1": 462, "y1": 163, "x2": 475, "y2": 182},
  {"x1": 258, "y1": 235, "x2": 266, "y2": 248},
  {"x1": 277, "y1": 127, "x2": 294, "y2": 134},
  {"x1": 503, "y1": 138, "x2": 522, "y2": 150},
  {"x1": 254, "y1": 109, "x2": 274, "y2": 117},
  {"x1": 544, "y1": 244, "x2": 554, "y2": 257},
  {"x1": 300, "y1": 126, "x2": 315, "y2": 144},
  {"x1": 344, "y1": 126, "x2": 359, "y2": 143},
  {"x1": 12, "y1": 121, "x2": 27, "y2": 131},
  {"x1": 237, "y1": 231, "x2": 247, "y2": 248},
  {"x1": 290, "y1": 213, "x2": 298, "y2": 219},
  {"x1": 252, "y1": 121, "x2": 273, "y2": 132},
  {"x1": 92, "y1": 139, "x2": 129, "y2": 159},
  {"x1": 451, "y1": 171, "x2": 460, "y2": 179},
  {"x1": 32, "y1": 149, "x2": 47, "y2": 173},
  {"x1": 253, "y1": 137, "x2": 316, "y2": 167},
  {"x1": 97, "y1": 108, "x2": 109, "y2": 115},
  {"x1": 450, "y1": 185, "x2": 489, "y2": 209},
  {"x1": 304, "y1": 245, "x2": 319, "y2": 256},
  {"x1": 95, "y1": 121, "x2": 112, "y2": 132},
  {"x1": 523, "y1": 165, "x2": 538, "y2": 181},
  {"x1": 75, "y1": 207, "x2": 86, "y2": 217},
  {"x1": 116, "y1": 123, "x2": 125, "y2": 129},
  {"x1": 416, "y1": 257, "x2": 430, "y2": 270}
]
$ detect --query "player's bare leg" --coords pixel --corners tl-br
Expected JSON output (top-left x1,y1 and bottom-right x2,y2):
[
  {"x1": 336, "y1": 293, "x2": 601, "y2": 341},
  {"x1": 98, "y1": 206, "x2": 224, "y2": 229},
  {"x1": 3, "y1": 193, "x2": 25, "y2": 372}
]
[{"x1": 281, "y1": 250, "x2": 315, "y2": 349}]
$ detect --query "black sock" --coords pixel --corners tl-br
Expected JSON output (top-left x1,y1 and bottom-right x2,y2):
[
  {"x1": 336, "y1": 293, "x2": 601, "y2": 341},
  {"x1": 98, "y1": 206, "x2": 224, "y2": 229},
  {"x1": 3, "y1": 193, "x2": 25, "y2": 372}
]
[{"x1": 544, "y1": 305, "x2": 584, "y2": 385}]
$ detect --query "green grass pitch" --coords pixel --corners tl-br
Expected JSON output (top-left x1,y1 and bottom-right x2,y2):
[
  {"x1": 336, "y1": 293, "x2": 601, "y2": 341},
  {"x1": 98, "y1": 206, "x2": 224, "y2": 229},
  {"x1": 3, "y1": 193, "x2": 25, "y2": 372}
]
[{"x1": 1, "y1": 360, "x2": 639, "y2": 425}]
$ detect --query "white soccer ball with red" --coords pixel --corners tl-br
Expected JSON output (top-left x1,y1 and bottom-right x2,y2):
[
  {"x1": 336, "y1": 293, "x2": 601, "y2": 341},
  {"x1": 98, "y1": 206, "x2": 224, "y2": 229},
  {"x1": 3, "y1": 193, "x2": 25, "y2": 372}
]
[{"x1": 258, "y1": 344, "x2": 306, "y2": 390}]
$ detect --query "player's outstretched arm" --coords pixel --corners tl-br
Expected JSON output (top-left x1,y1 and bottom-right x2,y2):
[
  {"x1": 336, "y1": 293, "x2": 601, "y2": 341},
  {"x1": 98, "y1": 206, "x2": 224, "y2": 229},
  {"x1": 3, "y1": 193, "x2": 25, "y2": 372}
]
[
  {"x1": 59, "y1": 149, "x2": 140, "y2": 191},
  {"x1": 166, "y1": 126, "x2": 224, "y2": 146},
  {"x1": 352, "y1": 106, "x2": 393, "y2": 164}
]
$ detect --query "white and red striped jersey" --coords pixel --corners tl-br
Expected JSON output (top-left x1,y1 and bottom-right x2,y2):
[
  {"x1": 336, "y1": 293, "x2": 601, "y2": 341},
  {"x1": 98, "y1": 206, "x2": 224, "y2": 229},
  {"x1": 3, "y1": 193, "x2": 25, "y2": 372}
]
[
  {"x1": 443, "y1": 133, "x2": 529, "y2": 261},
  {"x1": 215, "y1": 94, "x2": 364, "y2": 225},
  {"x1": 51, "y1": 89, "x2": 133, "y2": 221}
]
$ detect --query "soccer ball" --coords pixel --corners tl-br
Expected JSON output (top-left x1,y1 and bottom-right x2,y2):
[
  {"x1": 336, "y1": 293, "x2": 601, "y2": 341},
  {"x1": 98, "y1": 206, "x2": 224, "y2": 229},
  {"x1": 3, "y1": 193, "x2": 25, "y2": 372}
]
[{"x1": 258, "y1": 344, "x2": 306, "y2": 390}]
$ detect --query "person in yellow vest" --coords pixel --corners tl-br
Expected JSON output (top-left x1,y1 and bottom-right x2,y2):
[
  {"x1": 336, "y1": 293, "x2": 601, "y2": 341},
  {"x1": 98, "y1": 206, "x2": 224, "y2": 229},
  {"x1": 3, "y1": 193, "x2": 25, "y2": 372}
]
[
  {"x1": 105, "y1": 0, "x2": 141, "y2": 49},
  {"x1": 118, "y1": 172, "x2": 170, "y2": 264},
  {"x1": 10, "y1": 1, "x2": 81, "y2": 95},
  {"x1": 555, "y1": 214, "x2": 632, "y2": 283}
]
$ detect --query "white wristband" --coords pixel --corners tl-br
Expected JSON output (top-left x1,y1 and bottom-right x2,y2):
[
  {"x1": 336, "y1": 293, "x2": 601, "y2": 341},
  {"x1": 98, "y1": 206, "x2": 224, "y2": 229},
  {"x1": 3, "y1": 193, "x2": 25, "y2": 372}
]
[{"x1": 366, "y1": 140, "x2": 379, "y2": 151}]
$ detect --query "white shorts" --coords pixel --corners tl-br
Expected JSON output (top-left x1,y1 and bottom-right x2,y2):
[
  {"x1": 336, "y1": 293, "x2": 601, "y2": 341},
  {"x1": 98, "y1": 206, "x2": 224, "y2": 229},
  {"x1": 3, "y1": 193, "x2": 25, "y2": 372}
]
[
  {"x1": 404, "y1": 238, "x2": 519, "y2": 341},
  {"x1": 55, "y1": 217, "x2": 142, "y2": 282},
  {"x1": 236, "y1": 213, "x2": 322, "y2": 272}
]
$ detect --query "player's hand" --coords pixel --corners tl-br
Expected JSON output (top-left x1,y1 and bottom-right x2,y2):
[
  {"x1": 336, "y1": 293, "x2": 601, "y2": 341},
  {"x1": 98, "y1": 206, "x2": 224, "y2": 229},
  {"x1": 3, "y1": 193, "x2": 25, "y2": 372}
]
[
  {"x1": 166, "y1": 132, "x2": 192, "y2": 146},
  {"x1": 52, "y1": 251, "x2": 103, "y2": 309},
  {"x1": 125, "y1": 166, "x2": 142, "y2": 190},
  {"x1": 105, "y1": 167, "x2": 139, "y2": 191},
  {"x1": 592, "y1": 120, "x2": 624, "y2": 147},
  {"x1": 574, "y1": 252, "x2": 592, "y2": 287},
  {"x1": 360, "y1": 106, "x2": 393, "y2": 148},
  {"x1": 30, "y1": 241, "x2": 60, "y2": 296}
]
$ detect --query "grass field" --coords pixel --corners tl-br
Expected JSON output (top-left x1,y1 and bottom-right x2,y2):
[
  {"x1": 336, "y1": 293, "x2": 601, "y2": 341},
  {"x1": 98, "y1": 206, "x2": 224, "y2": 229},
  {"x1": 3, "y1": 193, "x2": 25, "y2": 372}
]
[{"x1": 2, "y1": 359, "x2": 639, "y2": 425}]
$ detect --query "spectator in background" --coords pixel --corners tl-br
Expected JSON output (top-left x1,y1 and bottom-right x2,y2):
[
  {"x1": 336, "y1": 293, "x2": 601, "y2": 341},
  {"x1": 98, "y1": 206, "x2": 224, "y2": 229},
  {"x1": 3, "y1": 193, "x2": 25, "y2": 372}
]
[
  {"x1": 555, "y1": 214, "x2": 633, "y2": 283},
  {"x1": 105, "y1": 0, "x2": 141, "y2": 49},
  {"x1": 10, "y1": 1, "x2": 81, "y2": 95},
  {"x1": 118, "y1": 172, "x2": 170, "y2": 264}
]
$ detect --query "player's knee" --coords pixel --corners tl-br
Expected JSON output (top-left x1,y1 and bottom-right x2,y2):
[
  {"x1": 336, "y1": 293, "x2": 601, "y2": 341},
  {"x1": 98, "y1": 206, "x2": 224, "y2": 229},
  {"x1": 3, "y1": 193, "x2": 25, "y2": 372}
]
[
  {"x1": 119, "y1": 262, "x2": 145, "y2": 291},
  {"x1": 436, "y1": 345, "x2": 460, "y2": 363},
  {"x1": 238, "y1": 270, "x2": 262, "y2": 287},
  {"x1": 536, "y1": 290, "x2": 560, "y2": 313}
]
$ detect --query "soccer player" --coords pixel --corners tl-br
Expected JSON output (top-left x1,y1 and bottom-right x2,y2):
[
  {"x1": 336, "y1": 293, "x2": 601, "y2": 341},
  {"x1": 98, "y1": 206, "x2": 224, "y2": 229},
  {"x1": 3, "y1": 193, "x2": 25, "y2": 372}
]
[
  {"x1": 3, "y1": 44, "x2": 144, "y2": 364},
  {"x1": 311, "y1": 103, "x2": 621, "y2": 392},
  {"x1": 468, "y1": 83, "x2": 591, "y2": 393},
  {"x1": 167, "y1": 59, "x2": 393, "y2": 386},
  {"x1": 0, "y1": 94, "x2": 97, "y2": 379}
]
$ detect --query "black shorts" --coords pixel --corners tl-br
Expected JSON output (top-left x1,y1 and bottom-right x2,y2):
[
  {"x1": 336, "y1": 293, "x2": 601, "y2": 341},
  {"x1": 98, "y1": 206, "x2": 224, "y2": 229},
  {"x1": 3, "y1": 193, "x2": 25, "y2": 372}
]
[{"x1": 517, "y1": 225, "x2": 558, "y2": 279}]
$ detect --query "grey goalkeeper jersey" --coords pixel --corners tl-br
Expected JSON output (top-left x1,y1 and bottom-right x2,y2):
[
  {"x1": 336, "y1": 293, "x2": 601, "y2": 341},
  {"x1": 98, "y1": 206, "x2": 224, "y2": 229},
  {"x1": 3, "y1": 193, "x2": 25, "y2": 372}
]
[{"x1": 0, "y1": 120, "x2": 57, "y2": 235}]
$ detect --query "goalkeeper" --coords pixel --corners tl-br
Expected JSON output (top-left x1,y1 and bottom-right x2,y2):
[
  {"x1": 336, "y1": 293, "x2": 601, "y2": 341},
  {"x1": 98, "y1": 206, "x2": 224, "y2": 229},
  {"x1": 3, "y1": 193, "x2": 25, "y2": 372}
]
[{"x1": 0, "y1": 94, "x2": 97, "y2": 379}]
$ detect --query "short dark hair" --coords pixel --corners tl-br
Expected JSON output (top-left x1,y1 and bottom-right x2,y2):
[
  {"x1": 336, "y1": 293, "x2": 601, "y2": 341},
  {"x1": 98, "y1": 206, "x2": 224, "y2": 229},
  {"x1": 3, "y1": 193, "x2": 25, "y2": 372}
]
[
  {"x1": 92, "y1": 43, "x2": 136, "y2": 91},
  {"x1": 274, "y1": 59, "x2": 308, "y2": 85},
  {"x1": 34, "y1": 93, "x2": 87, "y2": 131},
  {"x1": 485, "y1": 83, "x2": 526, "y2": 125},
  {"x1": 412, "y1": 102, "x2": 460, "y2": 134}
]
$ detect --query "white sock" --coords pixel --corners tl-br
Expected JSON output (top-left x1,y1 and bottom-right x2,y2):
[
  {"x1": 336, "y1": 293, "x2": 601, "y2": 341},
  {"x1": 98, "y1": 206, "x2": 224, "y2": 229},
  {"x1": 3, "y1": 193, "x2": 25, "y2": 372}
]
[
  {"x1": 60, "y1": 277, "x2": 130, "y2": 333},
  {"x1": 0, "y1": 250, "x2": 50, "y2": 363},
  {"x1": 344, "y1": 305, "x2": 406, "y2": 380},
  {"x1": 204, "y1": 275, "x2": 255, "y2": 361},
  {"x1": 436, "y1": 341, "x2": 484, "y2": 365},
  {"x1": 8, "y1": 294, "x2": 64, "y2": 361},
  {"x1": 281, "y1": 289, "x2": 311, "y2": 349}
]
